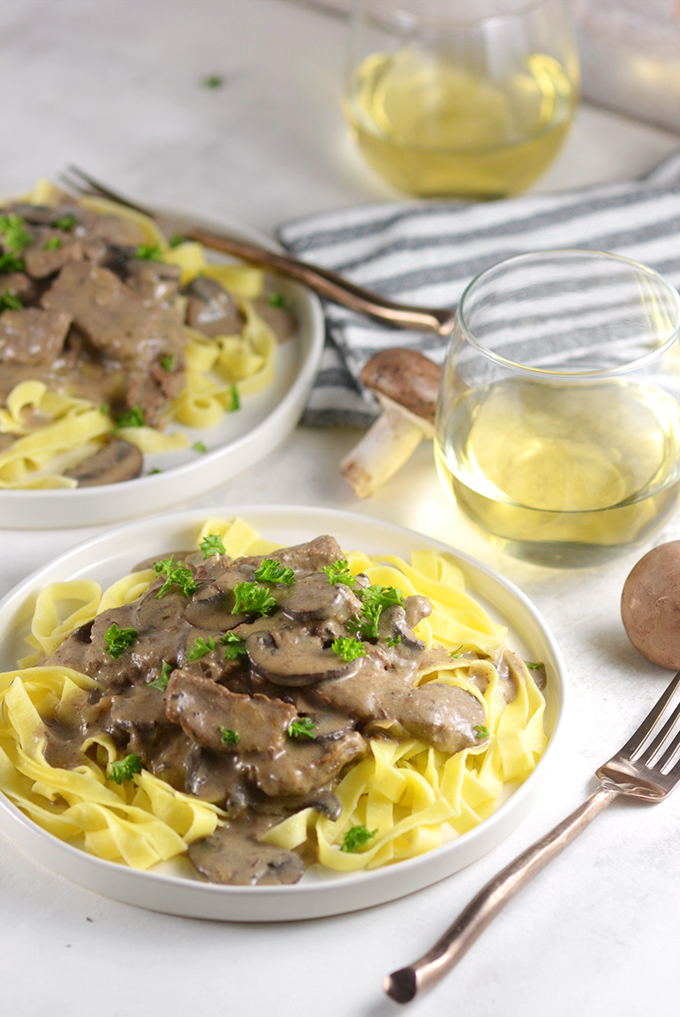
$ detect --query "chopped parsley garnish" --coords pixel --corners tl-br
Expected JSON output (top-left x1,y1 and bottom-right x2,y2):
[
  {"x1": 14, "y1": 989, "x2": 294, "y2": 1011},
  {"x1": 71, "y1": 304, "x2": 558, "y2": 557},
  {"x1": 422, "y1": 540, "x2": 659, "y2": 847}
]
[
  {"x1": 220, "y1": 727, "x2": 240, "y2": 746},
  {"x1": 0, "y1": 252, "x2": 25, "y2": 273},
  {"x1": 169, "y1": 232, "x2": 185, "y2": 248},
  {"x1": 0, "y1": 289, "x2": 22, "y2": 312},
  {"x1": 115, "y1": 405, "x2": 145, "y2": 429},
  {"x1": 385, "y1": 635, "x2": 401, "y2": 648},
  {"x1": 100, "y1": 403, "x2": 110, "y2": 416},
  {"x1": 322, "y1": 559, "x2": 356, "y2": 587},
  {"x1": 230, "y1": 384, "x2": 240, "y2": 411},
  {"x1": 136, "y1": 242, "x2": 164, "y2": 261},
  {"x1": 160, "y1": 353, "x2": 175, "y2": 371},
  {"x1": 186, "y1": 636, "x2": 215, "y2": 661},
  {"x1": 43, "y1": 236, "x2": 62, "y2": 250},
  {"x1": 0, "y1": 214, "x2": 30, "y2": 252},
  {"x1": 149, "y1": 467, "x2": 163, "y2": 475},
  {"x1": 102, "y1": 623, "x2": 138, "y2": 659},
  {"x1": 332, "y1": 636, "x2": 366, "y2": 662},
  {"x1": 254, "y1": 558, "x2": 295, "y2": 585},
  {"x1": 341, "y1": 825, "x2": 378, "y2": 853},
  {"x1": 267, "y1": 291, "x2": 284, "y2": 308},
  {"x1": 474, "y1": 725, "x2": 490, "y2": 739},
  {"x1": 148, "y1": 660, "x2": 176, "y2": 691},
  {"x1": 153, "y1": 556, "x2": 198, "y2": 599},
  {"x1": 449, "y1": 645, "x2": 465, "y2": 658},
  {"x1": 232, "y1": 581, "x2": 277, "y2": 616},
  {"x1": 203, "y1": 75, "x2": 223, "y2": 88},
  {"x1": 287, "y1": 717, "x2": 317, "y2": 740},
  {"x1": 200, "y1": 533, "x2": 226, "y2": 558},
  {"x1": 107, "y1": 754, "x2": 143, "y2": 784},
  {"x1": 350, "y1": 584, "x2": 404, "y2": 640},
  {"x1": 526, "y1": 661, "x2": 544, "y2": 670},
  {"x1": 52, "y1": 214, "x2": 77, "y2": 231},
  {"x1": 221, "y1": 632, "x2": 247, "y2": 659},
  {"x1": 193, "y1": 440, "x2": 207, "y2": 454}
]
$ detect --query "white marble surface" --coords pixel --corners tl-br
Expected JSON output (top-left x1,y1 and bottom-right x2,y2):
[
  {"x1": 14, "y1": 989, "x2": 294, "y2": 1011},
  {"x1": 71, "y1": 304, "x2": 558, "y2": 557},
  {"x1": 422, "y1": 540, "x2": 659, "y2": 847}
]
[{"x1": 1, "y1": 2, "x2": 679, "y2": 1016}]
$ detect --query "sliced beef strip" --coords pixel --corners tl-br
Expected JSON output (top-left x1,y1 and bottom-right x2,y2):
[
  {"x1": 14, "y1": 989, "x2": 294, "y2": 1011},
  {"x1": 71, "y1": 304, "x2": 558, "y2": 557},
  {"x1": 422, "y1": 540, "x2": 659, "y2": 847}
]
[
  {"x1": 0, "y1": 272, "x2": 40, "y2": 304},
  {"x1": 165, "y1": 669, "x2": 296, "y2": 753},
  {"x1": 120, "y1": 259, "x2": 182, "y2": 306},
  {"x1": 89, "y1": 214, "x2": 147, "y2": 248},
  {"x1": 23, "y1": 231, "x2": 85, "y2": 279},
  {"x1": 183, "y1": 276, "x2": 244, "y2": 336},
  {"x1": 0, "y1": 307, "x2": 72, "y2": 365},
  {"x1": 394, "y1": 683, "x2": 488, "y2": 753},
  {"x1": 234, "y1": 535, "x2": 345, "y2": 577},
  {"x1": 251, "y1": 297, "x2": 296, "y2": 341},
  {"x1": 240, "y1": 729, "x2": 367, "y2": 798}
]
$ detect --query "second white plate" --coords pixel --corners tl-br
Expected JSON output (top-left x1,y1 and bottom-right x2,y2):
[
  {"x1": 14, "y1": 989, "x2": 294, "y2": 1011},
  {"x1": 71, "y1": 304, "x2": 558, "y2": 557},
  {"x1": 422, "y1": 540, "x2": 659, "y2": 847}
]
[{"x1": 0, "y1": 505, "x2": 567, "y2": 920}]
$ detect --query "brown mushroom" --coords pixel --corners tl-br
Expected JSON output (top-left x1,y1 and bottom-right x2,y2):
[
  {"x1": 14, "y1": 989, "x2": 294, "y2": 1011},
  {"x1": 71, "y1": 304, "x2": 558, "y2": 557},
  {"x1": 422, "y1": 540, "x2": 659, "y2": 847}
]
[
  {"x1": 621, "y1": 540, "x2": 680, "y2": 669},
  {"x1": 340, "y1": 348, "x2": 442, "y2": 498},
  {"x1": 64, "y1": 438, "x2": 143, "y2": 486}
]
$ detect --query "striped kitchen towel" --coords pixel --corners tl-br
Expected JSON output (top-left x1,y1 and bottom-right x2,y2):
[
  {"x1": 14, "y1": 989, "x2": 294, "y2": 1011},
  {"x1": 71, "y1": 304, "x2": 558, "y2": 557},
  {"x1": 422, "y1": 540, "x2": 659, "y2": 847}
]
[{"x1": 278, "y1": 149, "x2": 680, "y2": 427}]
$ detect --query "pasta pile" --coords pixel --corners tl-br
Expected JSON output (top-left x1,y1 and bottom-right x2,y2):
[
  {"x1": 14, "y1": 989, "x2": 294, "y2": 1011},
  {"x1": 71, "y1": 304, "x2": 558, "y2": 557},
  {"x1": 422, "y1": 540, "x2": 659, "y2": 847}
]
[
  {"x1": 0, "y1": 518, "x2": 547, "y2": 875},
  {"x1": 0, "y1": 183, "x2": 278, "y2": 489}
]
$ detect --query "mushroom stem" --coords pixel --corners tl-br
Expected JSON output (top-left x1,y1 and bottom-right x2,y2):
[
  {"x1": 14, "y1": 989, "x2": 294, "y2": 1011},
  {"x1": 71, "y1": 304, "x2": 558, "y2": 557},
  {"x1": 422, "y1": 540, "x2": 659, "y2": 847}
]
[{"x1": 340, "y1": 405, "x2": 426, "y2": 498}]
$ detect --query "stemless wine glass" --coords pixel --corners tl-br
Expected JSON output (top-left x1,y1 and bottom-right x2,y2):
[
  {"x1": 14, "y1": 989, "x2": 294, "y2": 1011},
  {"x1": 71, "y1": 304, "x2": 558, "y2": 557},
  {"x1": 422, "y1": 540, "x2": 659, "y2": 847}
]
[
  {"x1": 434, "y1": 251, "x2": 680, "y2": 567},
  {"x1": 344, "y1": 0, "x2": 579, "y2": 197}
]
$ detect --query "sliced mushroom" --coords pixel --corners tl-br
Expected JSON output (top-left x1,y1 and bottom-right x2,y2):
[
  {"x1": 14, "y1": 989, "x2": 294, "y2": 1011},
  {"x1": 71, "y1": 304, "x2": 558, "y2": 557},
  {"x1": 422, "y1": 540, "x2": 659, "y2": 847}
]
[
  {"x1": 64, "y1": 438, "x2": 143, "y2": 486},
  {"x1": 279, "y1": 573, "x2": 363, "y2": 624},
  {"x1": 340, "y1": 348, "x2": 443, "y2": 498},
  {"x1": 188, "y1": 822, "x2": 305, "y2": 886},
  {"x1": 251, "y1": 296, "x2": 297, "y2": 341},
  {"x1": 246, "y1": 627, "x2": 362, "y2": 686},
  {"x1": 183, "y1": 276, "x2": 244, "y2": 336}
]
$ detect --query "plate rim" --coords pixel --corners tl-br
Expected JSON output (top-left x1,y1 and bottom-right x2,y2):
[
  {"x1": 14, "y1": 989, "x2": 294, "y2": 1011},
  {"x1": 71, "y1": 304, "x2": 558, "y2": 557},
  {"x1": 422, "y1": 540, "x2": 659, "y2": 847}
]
[{"x1": 0, "y1": 504, "x2": 567, "y2": 915}]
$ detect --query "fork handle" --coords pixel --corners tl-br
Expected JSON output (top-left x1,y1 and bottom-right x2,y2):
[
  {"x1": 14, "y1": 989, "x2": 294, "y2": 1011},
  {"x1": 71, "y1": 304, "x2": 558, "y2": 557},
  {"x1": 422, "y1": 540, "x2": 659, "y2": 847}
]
[
  {"x1": 184, "y1": 226, "x2": 456, "y2": 337},
  {"x1": 385, "y1": 785, "x2": 619, "y2": 1004}
]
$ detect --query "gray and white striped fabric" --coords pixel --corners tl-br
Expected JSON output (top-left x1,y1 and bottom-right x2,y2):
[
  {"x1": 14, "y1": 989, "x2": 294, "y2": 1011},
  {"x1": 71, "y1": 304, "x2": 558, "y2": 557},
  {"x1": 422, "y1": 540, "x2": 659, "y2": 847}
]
[{"x1": 278, "y1": 149, "x2": 680, "y2": 428}]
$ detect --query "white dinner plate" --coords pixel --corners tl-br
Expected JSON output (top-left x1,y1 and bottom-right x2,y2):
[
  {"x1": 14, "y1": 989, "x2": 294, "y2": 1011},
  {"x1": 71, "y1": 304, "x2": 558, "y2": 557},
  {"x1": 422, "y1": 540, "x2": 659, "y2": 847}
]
[
  {"x1": 0, "y1": 220, "x2": 324, "y2": 529},
  {"x1": 0, "y1": 505, "x2": 567, "y2": 920}
]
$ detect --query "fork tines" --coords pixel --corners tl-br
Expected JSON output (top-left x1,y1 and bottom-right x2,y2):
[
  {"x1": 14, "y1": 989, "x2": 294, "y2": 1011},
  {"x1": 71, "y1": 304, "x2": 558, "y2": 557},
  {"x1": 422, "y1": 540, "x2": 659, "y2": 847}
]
[{"x1": 623, "y1": 671, "x2": 680, "y2": 773}]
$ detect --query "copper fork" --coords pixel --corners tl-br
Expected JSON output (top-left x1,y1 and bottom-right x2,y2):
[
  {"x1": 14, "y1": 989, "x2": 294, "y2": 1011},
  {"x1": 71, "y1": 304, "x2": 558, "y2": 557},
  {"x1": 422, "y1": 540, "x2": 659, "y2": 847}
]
[
  {"x1": 59, "y1": 166, "x2": 456, "y2": 338},
  {"x1": 385, "y1": 669, "x2": 680, "y2": 1004}
]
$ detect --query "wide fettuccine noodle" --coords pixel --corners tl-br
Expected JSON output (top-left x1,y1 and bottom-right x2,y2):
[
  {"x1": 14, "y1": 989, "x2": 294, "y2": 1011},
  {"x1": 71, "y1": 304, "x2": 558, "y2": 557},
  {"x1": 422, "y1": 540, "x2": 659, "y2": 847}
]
[
  {"x1": 0, "y1": 518, "x2": 547, "y2": 874},
  {"x1": 0, "y1": 184, "x2": 278, "y2": 489}
]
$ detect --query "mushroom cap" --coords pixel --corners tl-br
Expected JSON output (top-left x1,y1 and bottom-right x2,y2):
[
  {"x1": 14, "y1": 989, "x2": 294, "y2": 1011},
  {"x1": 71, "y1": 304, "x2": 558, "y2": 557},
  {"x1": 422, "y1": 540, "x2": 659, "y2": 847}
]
[{"x1": 360, "y1": 348, "x2": 443, "y2": 423}]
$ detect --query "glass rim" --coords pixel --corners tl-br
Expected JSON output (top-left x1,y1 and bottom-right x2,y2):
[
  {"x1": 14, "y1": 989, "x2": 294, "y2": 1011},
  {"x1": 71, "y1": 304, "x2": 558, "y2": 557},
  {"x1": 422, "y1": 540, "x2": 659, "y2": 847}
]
[
  {"x1": 364, "y1": 0, "x2": 553, "y2": 32},
  {"x1": 456, "y1": 249, "x2": 680, "y2": 379}
]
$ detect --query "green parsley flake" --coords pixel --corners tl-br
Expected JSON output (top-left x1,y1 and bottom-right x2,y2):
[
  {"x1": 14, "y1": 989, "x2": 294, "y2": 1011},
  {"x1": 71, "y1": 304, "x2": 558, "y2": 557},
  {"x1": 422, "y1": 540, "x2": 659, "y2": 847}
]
[
  {"x1": 341, "y1": 825, "x2": 378, "y2": 853},
  {"x1": 230, "y1": 384, "x2": 240, "y2": 411},
  {"x1": 43, "y1": 236, "x2": 62, "y2": 250},
  {"x1": 332, "y1": 636, "x2": 366, "y2": 662},
  {"x1": 102, "y1": 623, "x2": 138, "y2": 659},
  {"x1": 149, "y1": 467, "x2": 163, "y2": 475},
  {"x1": 0, "y1": 214, "x2": 30, "y2": 252},
  {"x1": 474, "y1": 725, "x2": 490, "y2": 739},
  {"x1": 221, "y1": 632, "x2": 247, "y2": 659},
  {"x1": 148, "y1": 660, "x2": 176, "y2": 691},
  {"x1": 187, "y1": 636, "x2": 215, "y2": 661},
  {"x1": 232, "y1": 581, "x2": 277, "y2": 616},
  {"x1": 322, "y1": 559, "x2": 356, "y2": 587},
  {"x1": 0, "y1": 289, "x2": 23, "y2": 312},
  {"x1": 287, "y1": 717, "x2": 317, "y2": 740},
  {"x1": 385, "y1": 635, "x2": 401, "y2": 648},
  {"x1": 153, "y1": 556, "x2": 198, "y2": 599},
  {"x1": 220, "y1": 727, "x2": 240, "y2": 746},
  {"x1": 107, "y1": 754, "x2": 143, "y2": 784},
  {"x1": 267, "y1": 291, "x2": 284, "y2": 308},
  {"x1": 52, "y1": 214, "x2": 77, "y2": 231},
  {"x1": 0, "y1": 252, "x2": 25, "y2": 273},
  {"x1": 526, "y1": 661, "x2": 544, "y2": 670},
  {"x1": 115, "y1": 405, "x2": 145, "y2": 429},
  {"x1": 136, "y1": 242, "x2": 164, "y2": 262},
  {"x1": 254, "y1": 558, "x2": 295, "y2": 585},
  {"x1": 351, "y1": 584, "x2": 404, "y2": 640},
  {"x1": 193, "y1": 440, "x2": 207, "y2": 454},
  {"x1": 449, "y1": 645, "x2": 465, "y2": 658},
  {"x1": 169, "y1": 233, "x2": 185, "y2": 248},
  {"x1": 100, "y1": 403, "x2": 110, "y2": 416},
  {"x1": 200, "y1": 533, "x2": 226, "y2": 558},
  {"x1": 203, "y1": 75, "x2": 223, "y2": 88},
  {"x1": 160, "y1": 353, "x2": 175, "y2": 371}
]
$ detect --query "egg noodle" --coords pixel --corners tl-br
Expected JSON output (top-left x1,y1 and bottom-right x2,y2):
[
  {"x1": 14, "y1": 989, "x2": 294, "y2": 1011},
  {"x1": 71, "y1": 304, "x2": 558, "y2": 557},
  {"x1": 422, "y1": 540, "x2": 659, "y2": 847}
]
[
  {"x1": 0, "y1": 182, "x2": 277, "y2": 489},
  {"x1": 0, "y1": 518, "x2": 547, "y2": 875}
]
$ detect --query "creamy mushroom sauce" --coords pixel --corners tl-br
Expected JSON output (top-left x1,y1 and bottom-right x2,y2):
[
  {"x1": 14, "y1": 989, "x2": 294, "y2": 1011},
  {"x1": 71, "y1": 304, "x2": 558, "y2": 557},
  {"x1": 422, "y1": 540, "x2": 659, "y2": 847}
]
[{"x1": 44, "y1": 535, "x2": 510, "y2": 886}]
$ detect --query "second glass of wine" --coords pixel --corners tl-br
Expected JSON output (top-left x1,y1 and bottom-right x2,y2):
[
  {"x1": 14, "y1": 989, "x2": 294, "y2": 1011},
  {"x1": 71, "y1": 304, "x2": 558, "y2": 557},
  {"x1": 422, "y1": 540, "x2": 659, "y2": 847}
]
[{"x1": 344, "y1": 0, "x2": 580, "y2": 198}]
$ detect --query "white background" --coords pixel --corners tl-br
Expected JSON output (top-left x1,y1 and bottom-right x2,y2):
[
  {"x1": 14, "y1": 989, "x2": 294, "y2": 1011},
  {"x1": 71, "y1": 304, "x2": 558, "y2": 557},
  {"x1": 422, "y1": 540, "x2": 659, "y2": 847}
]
[{"x1": 1, "y1": 3, "x2": 679, "y2": 1016}]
